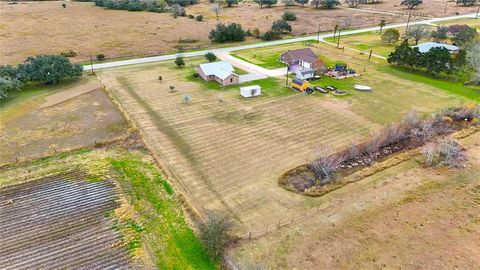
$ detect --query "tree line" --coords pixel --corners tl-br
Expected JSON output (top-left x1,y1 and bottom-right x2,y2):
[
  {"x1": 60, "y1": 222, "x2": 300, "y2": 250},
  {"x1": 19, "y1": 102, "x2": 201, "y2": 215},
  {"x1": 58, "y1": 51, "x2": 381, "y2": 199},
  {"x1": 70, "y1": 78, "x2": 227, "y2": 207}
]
[{"x1": 0, "y1": 55, "x2": 82, "y2": 101}]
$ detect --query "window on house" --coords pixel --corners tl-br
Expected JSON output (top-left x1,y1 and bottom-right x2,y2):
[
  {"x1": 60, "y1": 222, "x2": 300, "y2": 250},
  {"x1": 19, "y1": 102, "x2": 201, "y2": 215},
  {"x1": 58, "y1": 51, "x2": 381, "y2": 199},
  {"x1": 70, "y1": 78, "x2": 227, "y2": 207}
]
[{"x1": 230, "y1": 78, "x2": 233, "y2": 82}]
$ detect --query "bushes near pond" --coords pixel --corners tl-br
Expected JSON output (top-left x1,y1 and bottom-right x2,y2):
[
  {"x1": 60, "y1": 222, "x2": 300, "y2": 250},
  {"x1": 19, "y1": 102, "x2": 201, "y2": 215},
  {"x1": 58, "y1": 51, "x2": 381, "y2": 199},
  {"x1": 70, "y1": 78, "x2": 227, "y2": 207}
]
[{"x1": 286, "y1": 105, "x2": 479, "y2": 193}]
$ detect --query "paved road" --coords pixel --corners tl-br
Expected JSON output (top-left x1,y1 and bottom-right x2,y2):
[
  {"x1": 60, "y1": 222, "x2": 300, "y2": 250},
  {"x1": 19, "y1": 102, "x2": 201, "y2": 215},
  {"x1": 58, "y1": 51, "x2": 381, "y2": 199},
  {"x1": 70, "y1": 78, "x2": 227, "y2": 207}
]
[{"x1": 83, "y1": 13, "x2": 477, "y2": 71}]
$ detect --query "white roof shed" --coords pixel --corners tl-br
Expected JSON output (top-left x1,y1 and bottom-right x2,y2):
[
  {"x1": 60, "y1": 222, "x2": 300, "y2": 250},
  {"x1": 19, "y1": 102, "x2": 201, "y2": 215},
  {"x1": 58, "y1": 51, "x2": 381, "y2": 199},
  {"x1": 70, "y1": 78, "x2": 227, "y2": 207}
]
[
  {"x1": 412, "y1": 42, "x2": 460, "y2": 53},
  {"x1": 240, "y1": 85, "x2": 261, "y2": 98}
]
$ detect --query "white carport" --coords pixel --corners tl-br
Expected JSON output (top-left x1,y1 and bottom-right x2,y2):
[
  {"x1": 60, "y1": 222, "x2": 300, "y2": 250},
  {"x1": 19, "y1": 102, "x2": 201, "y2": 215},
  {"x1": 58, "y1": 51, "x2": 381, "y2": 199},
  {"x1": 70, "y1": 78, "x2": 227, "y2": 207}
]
[{"x1": 240, "y1": 85, "x2": 261, "y2": 98}]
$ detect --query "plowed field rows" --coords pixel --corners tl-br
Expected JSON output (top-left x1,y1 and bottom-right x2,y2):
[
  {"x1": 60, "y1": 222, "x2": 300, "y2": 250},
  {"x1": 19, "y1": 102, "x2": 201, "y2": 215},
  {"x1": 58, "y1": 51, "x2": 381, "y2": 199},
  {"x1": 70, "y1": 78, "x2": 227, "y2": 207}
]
[{"x1": 0, "y1": 172, "x2": 134, "y2": 269}]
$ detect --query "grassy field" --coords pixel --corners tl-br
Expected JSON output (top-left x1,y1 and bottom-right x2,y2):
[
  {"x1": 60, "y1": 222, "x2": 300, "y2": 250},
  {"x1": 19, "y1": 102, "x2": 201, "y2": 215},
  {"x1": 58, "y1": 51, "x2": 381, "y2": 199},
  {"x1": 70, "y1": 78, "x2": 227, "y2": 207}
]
[
  {"x1": 97, "y1": 42, "x2": 469, "y2": 236},
  {"x1": 0, "y1": 76, "x2": 128, "y2": 165},
  {"x1": 0, "y1": 148, "x2": 216, "y2": 269},
  {"x1": 234, "y1": 132, "x2": 480, "y2": 269},
  {"x1": 435, "y1": 17, "x2": 480, "y2": 28}
]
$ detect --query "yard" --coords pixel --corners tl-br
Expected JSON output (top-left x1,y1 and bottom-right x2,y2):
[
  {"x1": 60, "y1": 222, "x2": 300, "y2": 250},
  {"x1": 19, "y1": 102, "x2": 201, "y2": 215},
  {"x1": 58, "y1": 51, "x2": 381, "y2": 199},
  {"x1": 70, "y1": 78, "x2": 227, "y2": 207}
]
[{"x1": 97, "y1": 41, "x2": 470, "y2": 237}]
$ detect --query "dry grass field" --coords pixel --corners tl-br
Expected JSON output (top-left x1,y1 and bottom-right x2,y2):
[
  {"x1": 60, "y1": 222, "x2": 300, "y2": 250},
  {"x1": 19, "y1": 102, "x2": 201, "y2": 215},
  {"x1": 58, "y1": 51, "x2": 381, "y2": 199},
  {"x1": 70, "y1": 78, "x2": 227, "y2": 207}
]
[
  {"x1": 0, "y1": 77, "x2": 128, "y2": 165},
  {"x1": 1, "y1": 0, "x2": 459, "y2": 65},
  {"x1": 233, "y1": 132, "x2": 480, "y2": 269},
  {"x1": 97, "y1": 42, "x2": 468, "y2": 235},
  {"x1": 356, "y1": 0, "x2": 479, "y2": 17}
]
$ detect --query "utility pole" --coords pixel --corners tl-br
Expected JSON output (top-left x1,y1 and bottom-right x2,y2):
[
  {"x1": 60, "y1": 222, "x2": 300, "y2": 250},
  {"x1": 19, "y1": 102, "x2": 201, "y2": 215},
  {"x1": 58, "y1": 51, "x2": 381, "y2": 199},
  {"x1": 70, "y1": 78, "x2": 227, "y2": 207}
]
[
  {"x1": 477, "y1": 6, "x2": 480, "y2": 19},
  {"x1": 337, "y1": 27, "x2": 341, "y2": 48},
  {"x1": 316, "y1": 23, "x2": 321, "y2": 43},
  {"x1": 90, "y1": 55, "x2": 94, "y2": 74},
  {"x1": 285, "y1": 66, "x2": 289, "y2": 86},
  {"x1": 368, "y1": 50, "x2": 373, "y2": 61},
  {"x1": 405, "y1": 11, "x2": 412, "y2": 33}
]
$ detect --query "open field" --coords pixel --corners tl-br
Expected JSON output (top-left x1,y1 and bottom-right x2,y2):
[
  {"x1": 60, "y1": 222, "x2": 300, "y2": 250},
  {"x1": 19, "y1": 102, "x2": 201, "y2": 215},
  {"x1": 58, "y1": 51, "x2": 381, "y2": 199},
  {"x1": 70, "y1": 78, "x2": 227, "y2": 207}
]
[
  {"x1": 0, "y1": 172, "x2": 134, "y2": 269},
  {"x1": 233, "y1": 131, "x2": 480, "y2": 269},
  {"x1": 435, "y1": 17, "x2": 480, "y2": 28},
  {"x1": 0, "y1": 1, "x2": 414, "y2": 65},
  {"x1": 97, "y1": 41, "x2": 471, "y2": 235},
  {"x1": 0, "y1": 76, "x2": 128, "y2": 165},
  {"x1": 0, "y1": 147, "x2": 216, "y2": 269}
]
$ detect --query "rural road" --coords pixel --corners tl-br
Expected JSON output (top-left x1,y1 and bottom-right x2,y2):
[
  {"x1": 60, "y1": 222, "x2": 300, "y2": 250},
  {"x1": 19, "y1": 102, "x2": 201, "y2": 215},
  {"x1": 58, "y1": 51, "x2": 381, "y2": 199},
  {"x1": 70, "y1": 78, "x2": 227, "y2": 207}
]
[{"x1": 83, "y1": 12, "x2": 478, "y2": 71}]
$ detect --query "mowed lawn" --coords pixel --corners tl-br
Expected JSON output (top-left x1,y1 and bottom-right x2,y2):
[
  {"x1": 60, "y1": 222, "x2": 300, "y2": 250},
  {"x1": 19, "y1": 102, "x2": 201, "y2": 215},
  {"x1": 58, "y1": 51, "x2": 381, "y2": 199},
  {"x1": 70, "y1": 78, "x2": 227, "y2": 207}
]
[{"x1": 97, "y1": 45, "x2": 469, "y2": 235}]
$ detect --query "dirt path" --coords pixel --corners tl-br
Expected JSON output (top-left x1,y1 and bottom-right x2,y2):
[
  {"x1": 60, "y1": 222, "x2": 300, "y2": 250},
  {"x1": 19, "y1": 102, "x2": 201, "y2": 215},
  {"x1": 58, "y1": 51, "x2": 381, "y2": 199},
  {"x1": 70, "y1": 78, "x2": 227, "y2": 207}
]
[{"x1": 40, "y1": 79, "x2": 102, "y2": 108}]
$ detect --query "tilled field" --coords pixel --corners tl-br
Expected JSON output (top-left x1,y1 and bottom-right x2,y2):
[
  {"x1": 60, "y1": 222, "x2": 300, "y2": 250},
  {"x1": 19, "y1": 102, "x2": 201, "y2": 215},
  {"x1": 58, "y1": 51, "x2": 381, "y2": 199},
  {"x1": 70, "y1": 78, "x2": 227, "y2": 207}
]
[{"x1": 0, "y1": 172, "x2": 134, "y2": 269}]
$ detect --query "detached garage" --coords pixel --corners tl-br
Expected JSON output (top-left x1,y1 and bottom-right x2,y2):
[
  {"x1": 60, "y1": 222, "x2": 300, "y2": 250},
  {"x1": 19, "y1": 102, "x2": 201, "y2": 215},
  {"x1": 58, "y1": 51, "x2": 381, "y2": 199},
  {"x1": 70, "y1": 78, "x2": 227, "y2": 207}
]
[{"x1": 240, "y1": 85, "x2": 261, "y2": 98}]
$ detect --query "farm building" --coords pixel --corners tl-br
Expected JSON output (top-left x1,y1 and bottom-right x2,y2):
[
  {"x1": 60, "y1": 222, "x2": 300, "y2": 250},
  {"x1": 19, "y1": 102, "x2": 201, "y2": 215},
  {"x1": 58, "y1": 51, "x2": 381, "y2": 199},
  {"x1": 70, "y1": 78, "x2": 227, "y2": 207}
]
[
  {"x1": 197, "y1": 61, "x2": 239, "y2": 86},
  {"x1": 295, "y1": 68, "x2": 316, "y2": 80},
  {"x1": 240, "y1": 85, "x2": 261, "y2": 98},
  {"x1": 412, "y1": 42, "x2": 460, "y2": 53},
  {"x1": 291, "y1": 78, "x2": 310, "y2": 92},
  {"x1": 280, "y1": 48, "x2": 325, "y2": 70}
]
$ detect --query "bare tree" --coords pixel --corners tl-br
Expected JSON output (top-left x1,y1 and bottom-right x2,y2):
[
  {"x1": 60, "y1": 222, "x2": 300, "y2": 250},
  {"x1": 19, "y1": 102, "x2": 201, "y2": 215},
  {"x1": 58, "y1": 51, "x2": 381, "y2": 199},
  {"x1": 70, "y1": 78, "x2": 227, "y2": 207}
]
[
  {"x1": 345, "y1": 0, "x2": 361, "y2": 7},
  {"x1": 466, "y1": 43, "x2": 480, "y2": 85},
  {"x1": 182, "y1": 94, "x2": 192, "y2": 104},
  {"x1": 211, "y1": 2, "x2": 222, "y2": 19},
  {"x1": 199, "y1": 212, "x2": 233, "y2": 259},
  {"x1": 405, "y1": 24, "x2": 430, "y2": 45}
]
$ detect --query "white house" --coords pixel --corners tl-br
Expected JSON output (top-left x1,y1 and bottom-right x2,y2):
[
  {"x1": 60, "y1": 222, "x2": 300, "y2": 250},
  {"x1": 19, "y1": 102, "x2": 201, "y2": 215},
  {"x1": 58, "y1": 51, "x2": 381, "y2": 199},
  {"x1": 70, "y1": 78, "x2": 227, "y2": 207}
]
[
  {"x1": 240, "y1": 85, "x2": 261, "y2": 98},
  {"x1": 412, "y1": 42, "x2": 460, "y2": 53},
  {"x1": 197, "y1": 61, "x2": 239, "y2": 86}
]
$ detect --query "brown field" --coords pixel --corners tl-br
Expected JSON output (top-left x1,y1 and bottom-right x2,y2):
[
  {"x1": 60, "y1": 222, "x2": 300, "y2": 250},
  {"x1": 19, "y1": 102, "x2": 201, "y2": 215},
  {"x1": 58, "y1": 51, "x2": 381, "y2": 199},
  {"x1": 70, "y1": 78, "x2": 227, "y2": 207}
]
[
  {"x1": 97, "y1": 42, "x2": 467, "y2": 235},
  {"x1": 0, "y1": 171, "x2": 135, "y2": 269},
  {"x1": 3, "y1": 0, "x2": 473, "y2": 64},
  {"x1": 0, "y1": 76, "x2": 128, "y2": 165},
  {"x1": 233, "y1": 132, "x2": 480, "y2": 269}
]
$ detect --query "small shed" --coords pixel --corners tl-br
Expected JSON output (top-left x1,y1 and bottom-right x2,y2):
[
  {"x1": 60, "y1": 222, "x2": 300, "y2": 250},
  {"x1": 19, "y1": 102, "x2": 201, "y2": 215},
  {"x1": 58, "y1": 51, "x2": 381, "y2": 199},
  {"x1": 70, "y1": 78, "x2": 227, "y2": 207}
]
[
  {"x1": 291, "y1": 78, "x2": 310, "y2": 92},
  {"x1": 295, "y1": 68, "x2": 316, "y2": 80},
  {"x1": 240, "y1": 85, "x2": 261, "y2": 98}
]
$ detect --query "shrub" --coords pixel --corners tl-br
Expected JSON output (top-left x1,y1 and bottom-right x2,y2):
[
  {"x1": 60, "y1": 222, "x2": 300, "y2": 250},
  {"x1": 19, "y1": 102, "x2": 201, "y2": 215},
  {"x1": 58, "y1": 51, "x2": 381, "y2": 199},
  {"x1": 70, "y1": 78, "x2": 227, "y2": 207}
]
[
  {"x1": 175, "y1": 56, "x2": 185, "y2": 67},
  {"x1": 204, "y1": 52, "x2": 217, "y2": 62},
  {"x1": 182, "y1": 94, "x2": 192, "y2": 104},
  {"x1": 0, "y1": 76, "x2": 21, "y2": 100},
  {"x1": 381, "y1": 28, "x2": 400, "y2": 44},
  {"x1": 169, "y1": 85, "x2": 176, "y2": 92},
  {"x1": 195, "y1": 14, "x2": 203, "y2": 21},
  {"x1": 271, "y1": 20, "x2": 292, "y2": 33},
  {"x1": 282, "y1": 11, "x2": 297, "y2": 21},
  {"x1": 96, "y1": 53, "x2": 106, "y2": 61},
  {"x1": 199, "y1": 212, "x2": 233, "y2": 260},
  {"x1": 60, "y1": 50, "x2": 77, "y2": 58},
  {"x1": 171, "y1": 4, "x2": 186, "y2": 16},
  {"x1": 261, "y1": 30, "x2": 280, "y2": 41},
  {"x1": 422, "y1": 138, "x2": 466, "y2": 168},
  {"x1": 289, "y1": 174, "x2": 315, "y2": 192}
]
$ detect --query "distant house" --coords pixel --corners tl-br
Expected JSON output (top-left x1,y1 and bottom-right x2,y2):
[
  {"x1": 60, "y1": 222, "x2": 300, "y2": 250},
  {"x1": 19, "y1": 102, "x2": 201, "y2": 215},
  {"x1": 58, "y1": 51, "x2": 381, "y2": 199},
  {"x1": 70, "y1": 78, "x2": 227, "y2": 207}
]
[
  {"x1": 295, "y1": 68, "x2": 316, "y2": 80},
  {"x1": 197, "y1": 61, "x2": 239, "y2": 86},
  {"x1": 280, "y1": 48, "x2": 325, "y2": 70},
  {"x1": 411, "y1": 42, "x2": 460, "y2": 53},
  {"x1": 446, "y1": 24, "x2": 470, "y2": 37}
]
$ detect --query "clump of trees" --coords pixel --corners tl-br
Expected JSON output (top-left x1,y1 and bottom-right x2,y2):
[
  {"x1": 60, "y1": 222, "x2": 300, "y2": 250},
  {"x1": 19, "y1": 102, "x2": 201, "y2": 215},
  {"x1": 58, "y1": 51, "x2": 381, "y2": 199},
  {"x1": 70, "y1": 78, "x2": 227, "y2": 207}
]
[
  {"x1": 261, "y1": 20, "x2": 292, "y2": 40},
  {"x1": 405, "y1": 24, "x2": 431, "y2": 45},
  {"x1": 0, "y1": 55, "x2": 82, "y2": 100},
  {"x1": 175, "y1": 56, "x2": 185, "y2": 67},
  {"x1": 387, "y1": 39, "x2": 466, "y2": 76},
  {"x1": 209, "y1": 23, "x2": 246, "y2": 43},
  {"x1": 94, "y1": 0, "x2": 169, "y2": 12},
  {"x1": 199, "y1": 212, "x2": 233, "y2": 260}
]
